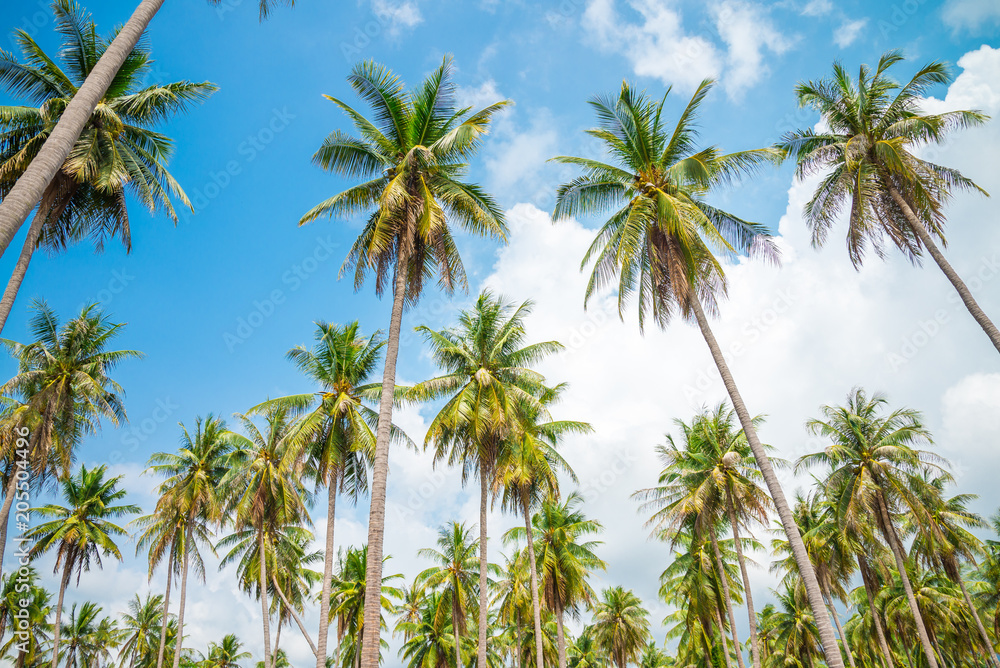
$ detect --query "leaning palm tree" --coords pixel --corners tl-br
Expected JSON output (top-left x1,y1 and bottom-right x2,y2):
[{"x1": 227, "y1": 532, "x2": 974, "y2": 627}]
[
  {"x1": 0, "y1": 0, "x2": 216, "y2": 333},
  {"x1": 0, "y1": 0, "x2": 289, "y2": 257},
  {"x1": 797, "y1": 387, "x2": 944, "y2": 668},
  {"x1": 299, "y1": 58, "x2": 508, "y2": 668},
  {"x1": 411, "y1": 291, "x2": 562, "y2": 668},
  {"x1": 551, "y1": 79, "x2": 844, "y2": 668},
  {"x1": 25, "y1": 464, "x2": 139, "y2": 668},
  {"x1": 591, "y1": 587, "x2": 651, "y2": 668},
  {"x1": 778, "y1": 51, "x2": 997, "y2": 353}
]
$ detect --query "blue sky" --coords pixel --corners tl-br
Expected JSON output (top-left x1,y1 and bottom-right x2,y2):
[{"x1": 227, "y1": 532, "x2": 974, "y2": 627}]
[{"x1": 1, "y1": 0, "x2": 999, "y2": 664}]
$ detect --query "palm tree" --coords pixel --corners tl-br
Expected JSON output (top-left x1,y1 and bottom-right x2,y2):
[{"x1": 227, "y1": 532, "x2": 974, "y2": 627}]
[
  {"x1": 568, "y1": 626, "x2": 606, "y2": 668},
  {"x1": 778, "y1": 51, "x2": 997, "y2": 353},
  {"x1": 797, "y1": 387, "x2": 943, "y2": 668},
  {"x1": 0, "y1": 301, "x2": 141, "y2": 572},
  {"x1": 492, "y1": 551, "x2": 532, "y2": 668},
  {"x1": 132, "y1": 504, "x2": 185, "y2": 668},
  {"x1": 0, "y1": 566, "x2": 51, "y2": 668},
  {"x1": 118, "y1": 593, "x2": 165, "y2": 668},
  {"x1": 299, "y1": 58, "x2": 508, "y2": 668},
  {"x1": 60, "y1": 601, "x2": 121, "y2": 668},
  {"x1": 757, "y1": 584, "x2": 823, "y2": 668},
  {"x1": 0, "y1": 0, "x2": 289, "y2": 257},
  {"x1": 256, "y1": 320, "x2": 385, "y2": 668},
  {"x1": 412, "y1": 291, "x2": 563, "y2": 668},
  {"x1": 416, "y1": 521, "x2": 479, "y2": 668},
  {"x1": 203, "y1": 634, "x2": 252, "y2": 668},
  {"x1": 396, "y1": 590, "x2": 455, "y2": 668},
  {"x1": 551, "y1": 79, "x2": 843, "y2": 667},
  {"x1": 0, "y1": 0, "x2": 216, "y2": 333},
  {"x1": 637, "y1": 642, "x2": 672, "y2": 668},
  {"x1": 147, "y1": 415, "x2": 233, "y2": 668},
  {"x1": 330, "y1": 545, "x2": 402, "y2": 668},
  {"x1": 592, "y1": 587, "x2": 651, "y2": 668},
  {"x1": 25, "y1": 464, "x2": 139, "y2": 668}
]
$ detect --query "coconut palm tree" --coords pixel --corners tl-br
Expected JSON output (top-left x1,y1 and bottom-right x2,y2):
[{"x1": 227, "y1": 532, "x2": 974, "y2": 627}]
[
  {"x1": 412, "y1": 291, "x2": 562, "y2": 668},
  {"x1": 778, "y1": 51, "x2": 997, "y2": 353},
  {"x1": 0, "y1": 566, "x2": 51, "y2": 667},
  {"x1": 25, "y1": 464, "x2": 139, "y2": 668},
  {"x1": 757, "y1": 584, "x2": 822, "y2": 668},
  {"x1": 118, "y1": 593, "x2": 165, "y2": 668},
  {"x1": 0, "y1": 0, "x2": 289, "y2": 258},
  {"x1": 592, "y1": 587, "x2": 651, "y2": 668},
  {"x1": 568, "y1": 626, "x2": 606, "y2": 668},
  {"x1": 0, "y1": 0, "x2": 216, "y2": 333},
  {"x1": 551, "y1": 79, "x2": 843, "y2": 667},
  {"x1": 797, "y1": 387, "x2": 943, "y2": 668},
  {"x1": 330, "y1": 545, "x2": 402, "y2": 668},
  {"x1": 416, "y1": 521, "x2": 479, "y2": 668},
  {"x1": 0, "y1": 301, "x2": 141, "y2": 572},
  {"x1": 132, "y1": 504, "x2": 185, "y2": 668},
  {"x1": 60, "y1": 601, "x2": 121, "y2": 668},
  {"x1": 299, "y1": 58, "x2": 508, "y2": 668},
  {"x1": 396, "y1": 590, "x2": 455, "y2": 668},
  {"x1": 637, "y1": 642, "x2": 672, "y2": 668},
  {"x1": 146, "y1": 415, "x2": 233, "y2": 668},
  {"x1": 203, "y1": 634, "x2": 252, "y2": 668},
  {"x1": 492, "y1": 551, "x2": 532, "y2": 668}
]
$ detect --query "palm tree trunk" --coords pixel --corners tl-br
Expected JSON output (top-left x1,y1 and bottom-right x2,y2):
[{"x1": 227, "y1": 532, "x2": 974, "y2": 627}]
[
  {"x1": 956, "y1": 572, "x2": 1000, "y2": 668},
  {"x1": 709, "y1": 531, "x2": 746, "y2": 668},
  {"x1": 155, "y1": 550, "x2": 174, "y2": 668},
  {"x1": 521, "y1": 496, "x2": 544, "y2": 668},
  {"x1": 858, "y1": 555, "x2": 894, "y2": 668},
  {"x1": 453, "y1": 581, "x2": 463, "y2": 668},
  {"x1": 317, "y1": 483, "x2": 337, "y2": 668},
  {"x1": 274, "y1": 623, "x2": 282, "y2": 664},
  {"x1": 0, "y1": 471, "x2": 18, "y2": 578},
  {"x1": 260, "y1": 530, "x2": 274, "y2": 668},
  {"x1": 688, "y1": 294, "x2": 846, "y2": 668},
  {"x1": 874, "y1": 494, "x2": 938, "y2": 668},
  {"x1": 886, "y1": 183, "x2": 1000, "y2": 354},
  {"x1": 49, "y1": 559, "x2": 72, "y2": 668},
  {"x1": 822, "y1": 588, "x2": 855, "y2": 668},
  {"x1": 0, "y1": 204, "x2": 47, "y2": 335},
  {"x1": 515, "y1": 615, "x2": 524, "y2": 668},
  {"x1": 714, "y1": 602, "x2": 732, "y2": 668},
  {"x1": 273, "y1": 575, "x2": 317, "y2": 656},
  {"x1": 725, "y1": 494, "x2": 760, "y2": 668},
  {"x1": 555, "y1": 601, "x2": 567, "y2": 668},
  {"x1": 0, "y1": 0, "x2": 166, "y2": 258},
  {"x1": 171, "y1": 523, "x2": 193, "y2": 668},
  {"x1": 478, "y1": 467, "x2": 489, "y2": 668},
  {"x1": 360, "y1": 246, "x2": 409, "y2": 668}
]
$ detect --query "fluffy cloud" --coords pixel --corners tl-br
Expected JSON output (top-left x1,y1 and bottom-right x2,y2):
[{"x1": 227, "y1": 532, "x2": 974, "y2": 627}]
[
  {"x1": 713, "y1": 1, "x2": 794, "y2": 98},
  {"x1": 942, "y1": 0, "x2": 1000, "y2": 33},
  {"x1": 833, "y1": 18, "x2": 867, "y2": 47},
  {"x1": 370, "y1": 0, "x2": 423, "y2": 35}
]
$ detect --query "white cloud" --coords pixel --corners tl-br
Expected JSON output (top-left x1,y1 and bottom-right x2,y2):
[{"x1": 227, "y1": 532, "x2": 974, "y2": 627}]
[
  {"x1": 800, "y1": 0, "x2": 832, "y2": 16},
  {"x1": 713, "y1": 1, "x2": 795, "y2": 99},
  {"x1": 833, "y1": 17, "x2": 867, "y2": 47},
  {"x1": 942, "y1": 0, "x2": 1000, "y2": 33},
  {"x1": 370, "y1": 0, "x2": 423, "y2": 35}
]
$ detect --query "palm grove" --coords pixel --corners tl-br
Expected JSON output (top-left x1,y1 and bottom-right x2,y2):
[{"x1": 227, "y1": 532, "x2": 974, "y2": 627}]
[{"x1": 0, "y1": 2, "x2": 999, "y2": 668}]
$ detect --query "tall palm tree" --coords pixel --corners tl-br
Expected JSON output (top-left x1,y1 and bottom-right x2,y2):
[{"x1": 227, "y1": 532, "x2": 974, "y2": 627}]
[
  {"x1": 0, "y1": 0, "x2": 216, "y2": 333},
  {"x1": 132, "y1": 503, "x2": 187, "y2": 668},
  {"x1": 797, "y1": 387, "x2": 943, "y2": 668},
  {"x1": 118, "y1": 593, "x2": 165, "y2": 668},
  {"x1": 396, "y1": 590, "x2": 456, "y2": 668},
  {"x1": 0, "y1": 301, "x2": 141, "y2": 572},
  {"x1": 330, "y1": 545, "x2": 402, "y2": 668},
  {"x1": 492, "y1": 551, "x2": 532, "y2": 668},
  {"x1": 299, "y1": 58, "x2": 508, "y2": 668},
  {"x1": 147, "y1": 415, "x2": 233, "y2": 668},
  {"x1": 25, "y1": 464, "x2": 139, "y2": 668},
  {"x1": 0, "y1": 0, "x2": 289, "y2": 257},
  {"x1": 203, "y1": 634, "x2": 252, "y2": 668},
  {"x1": 592, "y1": 587, "x2": 651, "y2": 668},
  {"x1": 778, "y1": 51, "x2": 997, "y2": 353},
  {"x1": 412, "y1": 291, "x2": 563, "y2": 668},
  {"x1": 551, "y1": 79, "x2": 843, "y2": 667},
  {"x1": 60, "y1": 601, "x2": 121, "y2": 668},
  {"x1": 416, "y1": 521, "x2": 479, "y2": 668}
]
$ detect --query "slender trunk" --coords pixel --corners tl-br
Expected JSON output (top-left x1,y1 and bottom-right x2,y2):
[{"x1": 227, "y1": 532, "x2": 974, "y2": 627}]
[
  {"x1": 886, "y1": 183, "x2": 1000, "y2": 355},
  {"x1": 725, "y1": 494, "x2": 759, "y2": 668},
  {"x1": 260, "y1": 530, "x2": 273, "y2": 668},
  {"x1": 354, "y1": 629, "x2": 362, "y2": 668},
  {"x1": 171, "y1": 523, "x2": 193, "y2": 668},
  {"x1": 957, "y1": 572, "x2": 1000, "y2": 668},
  {"x1": 274, "y1": 623, "x2": 282, "y2": 664},
  {"x1": 714, "y1": 601, "x2": 732, "y2": 668},
  {"x1": 515, "y1": 615, "x2": 523, "y2": 668},
  {"x1": 454, "y1": 579, "x2": 463, "y2": 668},
  {"x1": 317, "y1": 483, "x2": 338, "y2": 667},
  {"x1": 555, "y1": 602, "x2": 567, "y2": 668},
  {"x1": 709, "y1": 531, "x2": 746, "y2": 668},
  {"x1": 689, "y1": 295, "x2": 846, "y2": 668},
  {"x1": 0, "y1": 472, "x2": 18, "y2": 578},
  {"x1": 822, "y1": 588, "x2": 855, "y2": 668},
  {"x1": 360, "y1": 246, "x2": 409, "y2": 668},
  {"x1": 155, "y1": 550, "x2": 174, "y2": 668},
  {"x1": 858, "y1": 555, "x2": 894, "y2": 668},
  {"x1": 875, "y1": 493, "x2": 938, "y2": 668},
  {"x1": 273, "y1": 575, "x2": 317, "y2": 656},
  {"x1": 0, "y1": 0, "x2": 166, "y2": 257},
  {"x1": 0, "y1": 205, "x2": 46, "y2": 335},
  {"x1": 49, "y1": 559, "x2": 72, "y2": 668},
  {"x1": 478, "y1": 467, "x2": 489, "y2": 668},
  {"x1": 521, "y1": 496, "x2": 544, "y2": 668}
]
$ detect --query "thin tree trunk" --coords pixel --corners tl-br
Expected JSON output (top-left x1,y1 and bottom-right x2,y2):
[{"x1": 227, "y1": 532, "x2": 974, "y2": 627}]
[
  {"x1": 274, "y1": 623, "x2": 282, "y2": 664},
  {"x1": 49, "y1": 559, "x2": 72, "y2": 668},
  {"x1": 0, "y1": 0, "x2": 167, "y2": 257},
  {"x1": 171, "y1": 523, "x2": 193, "y2": 668},
  {"x1": 555, "y1": 603, "x2": 567, "y2": 668},
  {"x1": 875, "y1": 494, "x2": 938, "y2": 668},
  {"x1": 956, "y1": 573, "x2": 1000, "y2": 668},
  {"x1": 886, "y1": 183, "x2": 1000, "y2": 353},
  {"x1": 689, "y1": 294, "x2": 846, "y2": 668},
  {"x1": 858, "y1": 555, "x2": 894, "y2": 668},
  {"x1": 0, "y1": 205, "x2": 46, "y2": 335},
  {"x1": 155, "y1": 549, "x2": 174, "y2": 668},
  {"x1": 454, "y1": 579, "x2": 463, "y2": 668},
  {"x1": 714, "y1": 602, "x2": 732, "y2": 668},
  {"x1": 360, "y1": 246, "x2": 409, "y2": 668},
  {"x1": 317, "y1": 483, "x2": 337, "y2": 668},
  {"x1": 521, "y1": 496, "x2": 544, "y2": 668},
  {"x1": 710, "y1": 531, "x2": 746, "y2": 668},
  {"x1": 515, "y1": 615, "x2": 523, "y2": 668},
  {"x1": 478, "y1": 467, "x2": 489, "y2": 668},
  {"x1": 0, "y1": 471, "x2": 18, "y2": 578},
  {"x1": 260, "y1": 530, "x2": 273, "y2": 668},
  {"x1": 822, "y1": 589, "x2": 855, "y2": 668},
  {"x1": 273, "y1": 575, "x2": 317, "y2": 656},
  {"x1": 725, "y1": 494, "x2": 759, "y2": 668}
]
